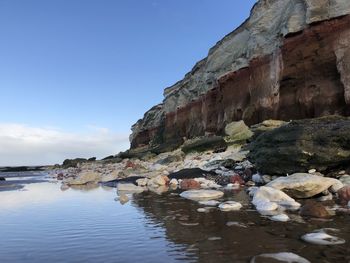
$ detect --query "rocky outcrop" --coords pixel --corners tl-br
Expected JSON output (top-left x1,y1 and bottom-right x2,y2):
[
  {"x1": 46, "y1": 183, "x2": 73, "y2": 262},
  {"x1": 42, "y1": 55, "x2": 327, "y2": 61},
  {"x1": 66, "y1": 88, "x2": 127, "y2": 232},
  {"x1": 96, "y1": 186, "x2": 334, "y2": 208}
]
[
  {"x1": 249, "y1": 116, "x2": 350, "y2": 175},
  {"x1": 130, "y1": 0, "x2": 350, "y2": 152}
]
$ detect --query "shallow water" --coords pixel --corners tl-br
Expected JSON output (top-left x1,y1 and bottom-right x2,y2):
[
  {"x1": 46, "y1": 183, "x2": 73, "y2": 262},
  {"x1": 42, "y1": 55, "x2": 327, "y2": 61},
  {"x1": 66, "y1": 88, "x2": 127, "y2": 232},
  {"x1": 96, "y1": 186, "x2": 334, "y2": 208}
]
[{"x1": 0, "y1": 173, "x2": 349, "y2": 263}]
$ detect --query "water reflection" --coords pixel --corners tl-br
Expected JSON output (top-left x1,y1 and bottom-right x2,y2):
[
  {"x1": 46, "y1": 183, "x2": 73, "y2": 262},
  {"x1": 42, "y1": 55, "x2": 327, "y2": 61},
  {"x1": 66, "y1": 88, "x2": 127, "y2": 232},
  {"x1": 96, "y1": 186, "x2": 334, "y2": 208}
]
[{"x1": 0, "y1": 174, "x2": 349, "y2": 263}]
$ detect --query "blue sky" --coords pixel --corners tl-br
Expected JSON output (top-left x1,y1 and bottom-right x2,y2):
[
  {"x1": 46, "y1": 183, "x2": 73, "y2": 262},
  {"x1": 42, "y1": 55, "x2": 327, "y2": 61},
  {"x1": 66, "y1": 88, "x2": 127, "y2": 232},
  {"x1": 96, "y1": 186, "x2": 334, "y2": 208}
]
[{"x1": 0, "y1": 0, "x2": 256, "y2": 165}]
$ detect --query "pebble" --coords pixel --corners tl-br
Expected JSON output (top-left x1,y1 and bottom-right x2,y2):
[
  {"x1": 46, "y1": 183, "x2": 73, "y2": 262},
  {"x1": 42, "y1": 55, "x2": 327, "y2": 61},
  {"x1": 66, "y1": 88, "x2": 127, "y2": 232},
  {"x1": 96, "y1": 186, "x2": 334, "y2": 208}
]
[
  {"x1": 301, "y1": 229, "x2": 345, "y2": 245},
  {"x1": 208, "y1": 237, "x2": 221, "y2": 241},
  {"x1": 219, "y1": 201, "x2": 242, "y2": 211},
  {"x1": 198, "y1": 200, "x2": 220, "y2": 206},
  {"x1": 270, "y1": 214, "x2": 290, "y2": 222},
  {"x1": 308, "y1": 169, "x2": 316, "y2": 174}
]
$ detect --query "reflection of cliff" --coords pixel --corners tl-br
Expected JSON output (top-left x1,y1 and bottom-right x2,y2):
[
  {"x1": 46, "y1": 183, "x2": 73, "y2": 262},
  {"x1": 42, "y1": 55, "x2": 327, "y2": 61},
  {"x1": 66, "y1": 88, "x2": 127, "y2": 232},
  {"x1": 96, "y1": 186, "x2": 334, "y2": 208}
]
[
  {"x1": 131, "y1": 190, "x2": 350, "y2": 263},
  {"x1": 130, "y1": 0, "x2": 350, "y2": 151}
]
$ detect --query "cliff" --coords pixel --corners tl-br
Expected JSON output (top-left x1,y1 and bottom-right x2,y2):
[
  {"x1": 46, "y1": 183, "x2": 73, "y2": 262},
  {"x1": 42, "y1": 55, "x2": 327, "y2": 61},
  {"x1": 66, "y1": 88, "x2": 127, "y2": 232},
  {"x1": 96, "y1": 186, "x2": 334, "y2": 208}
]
[{"x1": 130, "y1": 0, "x2": 350, "y2": 152}]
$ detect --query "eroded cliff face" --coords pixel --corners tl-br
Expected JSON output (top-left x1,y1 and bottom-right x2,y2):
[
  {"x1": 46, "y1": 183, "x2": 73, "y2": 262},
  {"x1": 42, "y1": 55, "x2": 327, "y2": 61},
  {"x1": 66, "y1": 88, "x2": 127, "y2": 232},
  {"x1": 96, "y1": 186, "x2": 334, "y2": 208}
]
[{"x1": 130, "y1": 0, "x2": 350, "y2": 151}]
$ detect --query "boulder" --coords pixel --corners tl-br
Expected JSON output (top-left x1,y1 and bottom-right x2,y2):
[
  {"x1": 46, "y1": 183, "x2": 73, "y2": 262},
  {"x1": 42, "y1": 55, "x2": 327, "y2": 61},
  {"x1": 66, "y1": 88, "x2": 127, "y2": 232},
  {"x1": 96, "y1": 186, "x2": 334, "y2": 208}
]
[
  {"x1": 249, "y1": 116, "x2": 350, "y2": 175},
  {"x1": 252, "y1": 186, "x2": 301, "y2": 212},
  {"x1": 224, "y1": 120, "x2": 253, "y2": 143},
  {"x1": 266, "y1": 173, "x2": 343, "y2": 198},
  {"x1": 300, "y1": 201, "x2": 330, "y2": 218},
  {"x1": 180, "y1": 190, "x2": 224, "y2": 201},
  {"x1": 181, "y1": 136, "x2": 227, "y2": 154},
  {"x1": 180, "y1": 179, "x2": 201, "y2": 190},
  {"x1": 337, "y1": 186, "x2": 350, "y2": 205},
  {"x1": 66, "y1": 171, "x2": 101, "y2": 185}
]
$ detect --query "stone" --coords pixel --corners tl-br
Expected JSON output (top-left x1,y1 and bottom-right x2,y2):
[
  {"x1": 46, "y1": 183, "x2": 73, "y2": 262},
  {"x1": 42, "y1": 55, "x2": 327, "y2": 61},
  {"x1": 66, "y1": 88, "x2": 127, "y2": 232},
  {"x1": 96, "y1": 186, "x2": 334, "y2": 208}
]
[
  {"x1": 169, "y1": 178, "x2": 178, "y2": 185},
  {"x1": 136, "y1": 178, "x2": 149, "y2": 187},
  {"x1": 219, "y1": 201, "x2": 242, "y2": 211},
  {"x1": 252, "y1": 186, "x2": 301, "y2": 212},
  {"x1": 180, "y1": 179, "x2": 201, "y2": 190},
  {"x1": 224, "y1": 120, "x2": 253, "y2": 143},
  {"x1": 301, "y1": 230, "x2": 346, "y2": 245},
  {"x1": 147, "y1": 175, "x2": 169, "y2": 187},
  {"x1": 66, "y1": 171, "x2": 101, "y2": 185},
  {"x1": 337, "y1": 186, "x2": 350, "y2": 205},
  {"x1": 252, "y1": 174, "x2": 264, "y2": 184},
  {"x1": 250, "y1": 120, "x2": 288, "y2": 138},
  {"x1": 340, "y1": 175, "x2": 350, "y2": 186},
  {"x1": 267, "y1": 173, "x2": 343, "y2": 198},
  {"x1": 270, "y1": 214, "x2": 290, "y2": 222},
  {"x1": 168, "y1": 168, "x2": 216, "y2": 180},
  {"x1": 300, "y1": 201, "x2": 331, "y2": 218},
  {"x1": 230, "y1": 174, "x2": 245, "y2": 185},
  {"x1": 100, "y1": 171, "x2": 120, "y2": 183},
  {"x1": 249, "y1": 116, "x2": 350, "y2": 175},
  {"x1": 198, "y1": 200, "x2": 220, "y2": 206},
  {"x1": 308, "y1": 169, "x2": 317, "y2": 174},
  {"x1": 117, "y1": 183, "x2": 144, "y2": 193},
  {"x1": 251, "y1": 252, "x2": 310, "y2": 263},
  {"x1": 181, "y1": 136, "x2": 227, "y2": 154},
  {"x1": 180, "y1": 190, "x2": 224, "y2": 201}
]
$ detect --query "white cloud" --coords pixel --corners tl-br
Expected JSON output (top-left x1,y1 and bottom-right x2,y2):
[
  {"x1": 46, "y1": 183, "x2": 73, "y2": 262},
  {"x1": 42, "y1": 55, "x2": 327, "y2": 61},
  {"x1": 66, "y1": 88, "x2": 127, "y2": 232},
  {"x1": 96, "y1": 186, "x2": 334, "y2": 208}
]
[{"x1": 0, "y1": 123, "x2": 130, "y2": 166}]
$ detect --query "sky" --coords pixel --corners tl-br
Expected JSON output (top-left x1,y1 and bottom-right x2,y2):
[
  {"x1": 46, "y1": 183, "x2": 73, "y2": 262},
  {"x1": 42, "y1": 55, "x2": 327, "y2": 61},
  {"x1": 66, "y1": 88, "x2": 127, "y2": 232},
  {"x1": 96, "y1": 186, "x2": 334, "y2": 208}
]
[{"x1": 0, "y1": 0, "x2": 256, "y2": 166}]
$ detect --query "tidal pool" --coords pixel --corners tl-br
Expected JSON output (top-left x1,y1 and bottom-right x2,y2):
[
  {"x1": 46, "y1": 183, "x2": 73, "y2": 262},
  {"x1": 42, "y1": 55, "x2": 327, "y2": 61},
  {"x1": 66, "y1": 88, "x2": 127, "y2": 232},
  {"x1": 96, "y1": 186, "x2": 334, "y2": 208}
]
[{"x1": 0, "y1": 173, "x2": 349, "y2": 263}]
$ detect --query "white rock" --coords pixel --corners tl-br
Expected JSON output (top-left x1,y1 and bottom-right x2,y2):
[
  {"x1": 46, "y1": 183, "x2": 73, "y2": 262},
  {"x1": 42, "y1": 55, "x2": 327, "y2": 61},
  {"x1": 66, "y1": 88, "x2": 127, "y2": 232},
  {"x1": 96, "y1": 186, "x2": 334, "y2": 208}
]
[
  {"x1": 340, "y1": 175, "x2": 350, "y2": 186},
  {"x1": 169, "y1": 178, "x2": 178, "y2": 185},
  {"x1": 301, "y1": 232, "x2": 345, "y2": 245},
  {"x1": 117, "y1": 183, "x2": 144, "y2": 193},
  {"x1": 251, "y1": 252, "x2": 310, "y2": 263},
  {"x1": 308, "y1": 169, "x2": 316, "y2": 174},
  {"x1": 255, "y1": 201, "x2": 279, "y2": 211},
  {"x1": 267, "y1": 173, "x2": 343, "y2": 198},
  {"x1": 219, "y1": 201, "x2": 242, "y2": 211},
  {"x1": 317, "y1": 193, "x2": 333, "y2": 202},
  {"x1": 136, "y1": 178, "x2": 149, "y2": 187},
  {"x1": 198, "y1": 200, "x2": 220, "y2": 206},
  {"x1": 252, "y1": 186, "x2": 301, "y2": 212},
  {"x1": 197, "y1": 208, "x2": 207, "y2": 213},
  {"x1": 270, "y1": 214, "x2": 290, "y2": 222},
  {"x1": 247, "y1": 186, "x2": 259, "y2": 197},
  {"x1": 180, "y1": 190, "x2": 224, "y2": 201}
]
